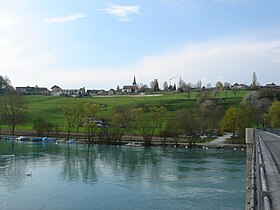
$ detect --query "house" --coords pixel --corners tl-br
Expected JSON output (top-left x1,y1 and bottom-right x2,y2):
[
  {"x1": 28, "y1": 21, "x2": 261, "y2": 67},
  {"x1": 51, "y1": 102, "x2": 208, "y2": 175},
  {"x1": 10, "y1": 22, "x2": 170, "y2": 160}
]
[
  {"x1": 51, "y1": 85, "x2": 63, "y2": 96},
  {"x1": 87, "y1": 89, "x2": 97, "y2": 96},
  {"x1": 122, "y1": 75, "x2": 138, "y2": 93},
  {"x1": 16, "y1": 86, "x2": 50, "y2": 95},
  {"x1": 263, "y1": 82, "x2": 280, "y2": 89},
  {"x1": 16, "y1": 86, "x2": 35, "y2": 94},
  {"x1": 231, "y1": 83, "x2": 248, "y2": 90},
  {"x1": 108, "y1": 89, "x2": 115, "y2": 95},
  {"x1": 64, "y1": 87, "x2": 85, "y2": 97},
  {"x1": 35, "y1": 87, "x2": 49, "y2": 95}
]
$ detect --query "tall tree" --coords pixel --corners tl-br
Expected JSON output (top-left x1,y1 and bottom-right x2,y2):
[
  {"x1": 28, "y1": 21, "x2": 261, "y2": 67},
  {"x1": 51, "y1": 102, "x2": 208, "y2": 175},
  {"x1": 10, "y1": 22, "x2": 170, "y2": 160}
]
[
  {"x1": 196, "y1": 80, "x2": 202, "y2": 91},
  {"x1": 63, "y1": 103, "x2": 78, "y2": 140},
  {"x1": 0, "y1": 90, "x2": 28, "y2": 135},
  {"x1": 163, "y1": 81, "x2": 169, "y2": 91},
  {"x1": 252, "y1": 72, "x2": 258, "y2": 89},
  {"x1": 150, "y1": 79, "x2": 160, "y2": 92}
]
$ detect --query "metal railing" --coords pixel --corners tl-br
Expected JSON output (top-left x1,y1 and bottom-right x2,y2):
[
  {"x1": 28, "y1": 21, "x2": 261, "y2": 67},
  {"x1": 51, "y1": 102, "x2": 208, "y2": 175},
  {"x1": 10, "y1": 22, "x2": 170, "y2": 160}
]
[
  {"x1": 249, "y1": 143, "x2": 256, "y2": 210},
  {"x1": 256, "y1": 135, "x2": 272, "y2": 210}
]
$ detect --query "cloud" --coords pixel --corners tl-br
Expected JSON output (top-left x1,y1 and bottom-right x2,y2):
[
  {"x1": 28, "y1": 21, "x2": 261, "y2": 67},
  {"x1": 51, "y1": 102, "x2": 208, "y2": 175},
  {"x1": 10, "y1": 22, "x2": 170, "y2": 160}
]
[
  {"x1": 127, "y1": 40, "x2": 280, "y2": 87},
  {"x1": 0, "y1": 13, "x2": 22, "y2": 31},
  {"x1": 100, "y1": 4, "x2": 140, "y2": 22},
  {"x1": 44, "y1": 13, "x2": 89, "y2": 24},
  {"x1": 4, "y1": 39, "x2": 280, "y2": 90}
]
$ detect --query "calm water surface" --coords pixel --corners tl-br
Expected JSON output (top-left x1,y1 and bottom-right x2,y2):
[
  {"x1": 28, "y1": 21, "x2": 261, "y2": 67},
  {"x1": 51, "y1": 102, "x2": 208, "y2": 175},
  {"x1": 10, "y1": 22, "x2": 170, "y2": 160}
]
[{"x1": 0, "y1": 141, "x2": 246, "y2": 210}]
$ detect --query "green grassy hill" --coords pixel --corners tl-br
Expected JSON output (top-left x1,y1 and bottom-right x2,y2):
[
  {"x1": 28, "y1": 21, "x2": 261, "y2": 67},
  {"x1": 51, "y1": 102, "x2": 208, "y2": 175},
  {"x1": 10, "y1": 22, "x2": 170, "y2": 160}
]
[{"x1": 23, "y1": 90, "x2": 248, "y2": 130}]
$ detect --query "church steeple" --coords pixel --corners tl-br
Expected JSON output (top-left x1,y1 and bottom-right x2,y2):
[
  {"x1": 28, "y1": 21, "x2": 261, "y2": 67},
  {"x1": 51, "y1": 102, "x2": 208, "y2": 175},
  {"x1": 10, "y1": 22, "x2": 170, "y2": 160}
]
[{"x1": 132, "y1": 75, "x2": 137, "y2": 85}]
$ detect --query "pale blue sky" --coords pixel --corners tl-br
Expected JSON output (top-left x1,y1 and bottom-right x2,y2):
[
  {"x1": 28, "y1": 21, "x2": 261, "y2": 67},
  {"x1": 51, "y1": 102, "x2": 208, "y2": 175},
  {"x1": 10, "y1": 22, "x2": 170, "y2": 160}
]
[{"x1": 0, "y1": 0, "x2": 280, "y2": 89}]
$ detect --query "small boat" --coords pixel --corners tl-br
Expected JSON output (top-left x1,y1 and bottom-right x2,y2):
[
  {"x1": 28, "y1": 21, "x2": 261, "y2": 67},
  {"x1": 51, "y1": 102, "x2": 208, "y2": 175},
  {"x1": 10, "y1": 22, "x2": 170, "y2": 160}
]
[
  {"x1": 32, "y1": 137, "x2": 43, "y2": 142},
  {"x1": 125, "y1": 142, "x2": 143, "y2": 147},
  {"x1": 66, "y1": 139, "x2": 76, "y2": 144},
  {"x1": 16, "y1": 136, "x2": 30, "y2": 141},
  {"x1": 42, "y1": 137, "x2": 56, "y2": 143}
]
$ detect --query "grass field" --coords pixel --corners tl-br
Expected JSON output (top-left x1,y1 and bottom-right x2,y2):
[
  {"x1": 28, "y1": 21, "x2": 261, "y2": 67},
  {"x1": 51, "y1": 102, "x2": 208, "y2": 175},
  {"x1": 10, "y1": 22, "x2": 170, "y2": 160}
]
[{"x1": 21, "y1": 89, "x2": 249, "y2": 130}]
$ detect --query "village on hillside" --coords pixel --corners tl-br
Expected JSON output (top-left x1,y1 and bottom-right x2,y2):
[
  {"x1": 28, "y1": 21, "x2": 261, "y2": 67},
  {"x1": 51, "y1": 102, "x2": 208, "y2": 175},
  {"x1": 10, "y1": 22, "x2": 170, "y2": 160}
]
[{"x1": 12, "y1": 75, "x2": 280, "y2": 97}]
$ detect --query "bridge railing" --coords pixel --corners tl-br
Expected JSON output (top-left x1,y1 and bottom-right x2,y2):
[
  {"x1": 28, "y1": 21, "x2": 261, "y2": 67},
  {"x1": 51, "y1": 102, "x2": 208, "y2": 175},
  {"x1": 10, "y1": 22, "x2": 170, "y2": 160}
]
[{"x1": 256, "y1": 134, "x2": 272, "y2": 210}]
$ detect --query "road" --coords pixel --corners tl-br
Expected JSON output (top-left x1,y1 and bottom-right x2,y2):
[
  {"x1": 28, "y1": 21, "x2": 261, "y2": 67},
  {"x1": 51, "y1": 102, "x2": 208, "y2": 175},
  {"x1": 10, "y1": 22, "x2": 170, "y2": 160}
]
[
  {"x1": 258, "y1": 130, "x2": 280, "y2": 209},
  {"x1": 259, "y1": 131, "x2": 280, "y2": 173}
]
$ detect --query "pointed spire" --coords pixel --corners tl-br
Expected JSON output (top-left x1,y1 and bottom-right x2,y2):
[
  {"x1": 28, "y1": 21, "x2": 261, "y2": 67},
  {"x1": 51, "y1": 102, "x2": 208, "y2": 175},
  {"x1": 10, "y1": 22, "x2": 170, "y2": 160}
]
[{"x1": 132, "y1": 74, "x2": 136, "y2": 85}]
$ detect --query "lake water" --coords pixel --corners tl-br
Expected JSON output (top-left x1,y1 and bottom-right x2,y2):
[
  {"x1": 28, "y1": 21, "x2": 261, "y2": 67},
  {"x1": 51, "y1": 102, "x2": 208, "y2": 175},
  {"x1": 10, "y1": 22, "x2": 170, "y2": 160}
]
[{"x1": 0, "y1": 141, "x2": 246, "y2": 210}]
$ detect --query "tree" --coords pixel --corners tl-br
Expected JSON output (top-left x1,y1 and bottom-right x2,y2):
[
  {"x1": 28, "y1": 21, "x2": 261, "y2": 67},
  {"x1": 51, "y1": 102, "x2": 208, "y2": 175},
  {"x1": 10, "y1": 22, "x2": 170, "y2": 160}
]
[
  {"x1": 150, "y1": 79, "x2": 160, "y2": 92},
  {"x1": 114, "y1": 105, "x2": 133, "y2": 138},
  {"x1": 83, "y1": 103, "x2": 102, "y2": 141},
  {"x1": 132, "y1": 106, "x2": 166, "y2": 146},
  {"x1": 215, "y1": 81, "x2": 224, "y2": 95},
  {"x1": 116, "y1": 85, "x2": 120, "y2": 93},
  {"x1": 185, "y1": 83, "x2": 192, "y2": 99},
  {"x1": 176, "y1": 108, "x2": 198, "y2": 146},
  {"x1": 0, "y1": 75, "x2": 13, "y2": 91},
  {"x1": 62, "y1": 102, "x2": 83, "y2": 140},
  {"x1": 163, "y1": 81, "x2": 169, "y2": 91},
  {"x1": 267, "y1": 101, "x2": 280, "y2": 128},
  {"x1": 197, "y1": 98, "x2": 213, "y2": 136},
  {"x1": 63, "y1": 103, "x2": 77, "y2": 140},
  {"x1": 241, "y1": 91, "x2": 271, "y2": 127},
  {"x1": 0, "y1": 90, "x2": 28, "y2": 135},
  {"x1": 220, "y1": 107, "x2": 241, "y2": 143},
  {"x1": 178, "y1": 77, "x2": 187, "y2": 92},
  {"x1": 252, "y1": 72, "x2": 258, "y2": 89},
  {"x1": 160, "y1": 119, "x2": 181, "y2": 146},
  {"x1": 33, "y1": 117, "x2": 48, "y2": 136},
  {"x1": 196, "y1": 80, "x2": 202, "y2": 91}
]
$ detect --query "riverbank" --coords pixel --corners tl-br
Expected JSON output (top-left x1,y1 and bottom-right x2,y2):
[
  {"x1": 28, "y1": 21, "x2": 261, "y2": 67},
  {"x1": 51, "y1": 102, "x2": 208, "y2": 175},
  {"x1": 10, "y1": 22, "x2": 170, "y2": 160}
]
[{"x1": 0, "y1": 130, "x2": 246, "y2": 150}]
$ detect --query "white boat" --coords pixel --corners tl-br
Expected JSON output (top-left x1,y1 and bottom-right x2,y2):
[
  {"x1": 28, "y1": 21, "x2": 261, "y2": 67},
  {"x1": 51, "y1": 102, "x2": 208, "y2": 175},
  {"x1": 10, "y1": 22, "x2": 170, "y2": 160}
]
[{"x1": 125, "y1": 142, "x2": 143, "y2": 147}]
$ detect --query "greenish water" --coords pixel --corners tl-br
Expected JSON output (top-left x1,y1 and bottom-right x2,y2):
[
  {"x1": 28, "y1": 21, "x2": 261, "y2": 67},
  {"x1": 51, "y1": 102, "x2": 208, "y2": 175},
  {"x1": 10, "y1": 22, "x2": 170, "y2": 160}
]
[{"x1": 0, "y1": 141, "x2": 246, "y2": 210}]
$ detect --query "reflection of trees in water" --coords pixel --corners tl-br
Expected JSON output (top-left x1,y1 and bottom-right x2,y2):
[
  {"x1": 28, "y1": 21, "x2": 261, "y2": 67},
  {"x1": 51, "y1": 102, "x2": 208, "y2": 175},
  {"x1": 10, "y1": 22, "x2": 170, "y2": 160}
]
[
  {"x1": 61, "y1": 144, "x2": 98, "y2": 183},
  {"x1": 59, "y1": 145, "x2": 165, "y2": 184},
  {"x1": 0, "y1": 142, "x2": 30, "y2": 192},
  {"x1": 95, "y1": 146, "x2": 164, "y2": 181}
]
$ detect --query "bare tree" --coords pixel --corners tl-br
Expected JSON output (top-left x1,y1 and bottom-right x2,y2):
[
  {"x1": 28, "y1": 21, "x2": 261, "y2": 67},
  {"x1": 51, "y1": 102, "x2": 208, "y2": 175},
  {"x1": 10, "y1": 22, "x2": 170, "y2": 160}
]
[
  {"x1": 0, "y1": 90, "x2": 28, "y2": 135},
  {"x1": 132, "y1": 106, "x2": 166, "y2": 146}
]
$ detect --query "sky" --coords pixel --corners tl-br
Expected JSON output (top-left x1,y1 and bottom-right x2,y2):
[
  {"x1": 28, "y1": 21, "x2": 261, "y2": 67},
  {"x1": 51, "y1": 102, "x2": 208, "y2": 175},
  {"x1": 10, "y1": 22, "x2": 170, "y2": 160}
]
[{"x1": 0, "y1": 0, "x2": 280, "y2": 90}]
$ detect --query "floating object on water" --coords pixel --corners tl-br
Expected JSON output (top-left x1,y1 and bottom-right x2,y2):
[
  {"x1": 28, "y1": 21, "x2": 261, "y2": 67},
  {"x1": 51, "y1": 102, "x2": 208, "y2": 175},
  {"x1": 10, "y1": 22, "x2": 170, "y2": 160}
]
[{"x1": 26, "y1": 172, "x2": 32, "y2": 177}]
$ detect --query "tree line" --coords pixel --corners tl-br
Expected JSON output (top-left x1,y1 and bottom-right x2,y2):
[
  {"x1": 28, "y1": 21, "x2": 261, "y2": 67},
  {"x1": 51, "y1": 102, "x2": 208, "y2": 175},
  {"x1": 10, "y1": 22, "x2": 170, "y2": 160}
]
[{"x1": 1, "y1": 75, "x2": 280, "y2": 146}]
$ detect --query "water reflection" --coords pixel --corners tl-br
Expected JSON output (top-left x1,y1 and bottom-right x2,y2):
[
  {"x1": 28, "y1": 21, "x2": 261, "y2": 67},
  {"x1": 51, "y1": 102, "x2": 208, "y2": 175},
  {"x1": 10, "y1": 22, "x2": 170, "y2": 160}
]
[{"x1": 0, "y1": 141, "x2": 246, "y2": 210}]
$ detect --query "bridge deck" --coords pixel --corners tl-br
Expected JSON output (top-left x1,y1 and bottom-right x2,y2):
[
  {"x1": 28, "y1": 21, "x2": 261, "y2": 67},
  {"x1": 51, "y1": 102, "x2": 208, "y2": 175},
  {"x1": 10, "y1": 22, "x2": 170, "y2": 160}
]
[{"x1": 258, "y1": 131, "x2": 280, "y2": 209}]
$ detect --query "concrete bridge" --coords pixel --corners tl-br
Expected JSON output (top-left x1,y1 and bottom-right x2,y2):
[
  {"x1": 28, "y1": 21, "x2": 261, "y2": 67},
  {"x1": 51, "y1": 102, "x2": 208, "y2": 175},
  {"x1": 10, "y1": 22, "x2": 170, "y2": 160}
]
[{"x1": 246, "y1": 129, "x2": 280, "y2": 210}]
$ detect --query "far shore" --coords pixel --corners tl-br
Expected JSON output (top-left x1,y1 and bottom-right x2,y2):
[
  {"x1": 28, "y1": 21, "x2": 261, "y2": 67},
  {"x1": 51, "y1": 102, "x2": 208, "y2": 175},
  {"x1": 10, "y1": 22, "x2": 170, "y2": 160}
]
[{"x1": 0, "y1": 129, "x2": 246, "y2": 150}]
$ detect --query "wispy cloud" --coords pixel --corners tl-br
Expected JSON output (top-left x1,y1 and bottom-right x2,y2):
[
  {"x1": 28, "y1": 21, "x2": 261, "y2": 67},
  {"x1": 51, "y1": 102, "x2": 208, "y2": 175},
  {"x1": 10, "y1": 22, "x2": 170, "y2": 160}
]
[
  {"x1": 99, "y1": 4, "x2": 140, "y2": 22},
  {"x1": 0, "y1": 13, "x2": 21, "y2": 31},
  {"x1": 44, "y1": 13, "x2": 89, "y2": 24}
]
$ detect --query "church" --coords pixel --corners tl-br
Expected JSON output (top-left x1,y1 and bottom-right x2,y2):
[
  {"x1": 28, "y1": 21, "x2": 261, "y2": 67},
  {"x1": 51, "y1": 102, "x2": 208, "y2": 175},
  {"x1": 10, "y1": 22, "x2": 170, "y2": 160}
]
[{"x1": 122, "y1": 75, "x2": 138, "y2": 93}]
